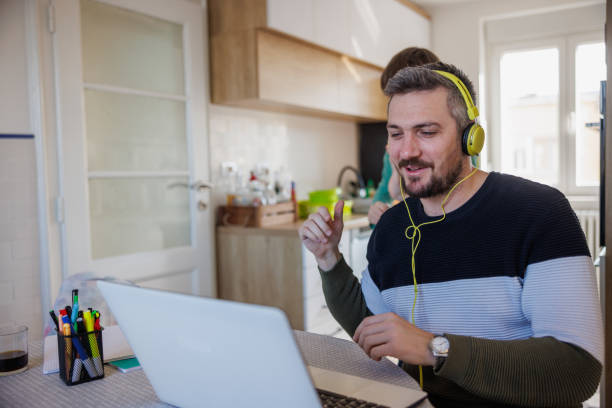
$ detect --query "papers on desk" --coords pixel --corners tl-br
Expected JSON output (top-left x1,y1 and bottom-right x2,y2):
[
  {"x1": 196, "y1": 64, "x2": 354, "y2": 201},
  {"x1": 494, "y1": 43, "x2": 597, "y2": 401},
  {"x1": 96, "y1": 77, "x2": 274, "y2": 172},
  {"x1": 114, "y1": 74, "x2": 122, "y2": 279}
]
[{"x1": 43, "y1": 325, "x2": 134, "y2": 374}]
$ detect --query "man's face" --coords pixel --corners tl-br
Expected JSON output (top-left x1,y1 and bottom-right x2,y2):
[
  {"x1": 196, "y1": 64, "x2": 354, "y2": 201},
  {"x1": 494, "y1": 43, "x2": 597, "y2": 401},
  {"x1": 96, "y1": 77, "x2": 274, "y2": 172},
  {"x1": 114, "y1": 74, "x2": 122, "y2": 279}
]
[{"x1": 386, "y1": 87, "x2": 465, "y2": 199}]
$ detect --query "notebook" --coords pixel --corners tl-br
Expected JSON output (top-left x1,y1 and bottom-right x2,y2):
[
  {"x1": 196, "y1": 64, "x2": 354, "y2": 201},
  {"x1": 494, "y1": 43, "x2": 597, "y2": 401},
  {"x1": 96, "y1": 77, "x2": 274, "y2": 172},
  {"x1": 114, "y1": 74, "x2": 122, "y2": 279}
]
[
  {"x1": 97, "y1": 281, "x2": 427, "y2": 408},
  {"x1": 108, "y1": 357, "x2": 141, "y2": 373}
]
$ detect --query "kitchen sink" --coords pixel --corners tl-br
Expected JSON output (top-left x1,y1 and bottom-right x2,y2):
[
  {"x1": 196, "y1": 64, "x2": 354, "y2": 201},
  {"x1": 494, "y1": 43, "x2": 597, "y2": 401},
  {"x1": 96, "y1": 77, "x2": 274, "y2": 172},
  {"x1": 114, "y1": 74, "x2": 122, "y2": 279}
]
[{"x1": 351, "y1": 197, "x2": 373, "y2": 214}]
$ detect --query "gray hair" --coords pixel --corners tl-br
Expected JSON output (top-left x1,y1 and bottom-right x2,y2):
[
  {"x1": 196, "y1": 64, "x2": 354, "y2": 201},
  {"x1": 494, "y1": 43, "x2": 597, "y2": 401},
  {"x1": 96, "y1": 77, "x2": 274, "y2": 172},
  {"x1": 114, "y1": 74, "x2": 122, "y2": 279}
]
[{"x1": 384, "y1": 62, "x2": 477, "y2": 135}]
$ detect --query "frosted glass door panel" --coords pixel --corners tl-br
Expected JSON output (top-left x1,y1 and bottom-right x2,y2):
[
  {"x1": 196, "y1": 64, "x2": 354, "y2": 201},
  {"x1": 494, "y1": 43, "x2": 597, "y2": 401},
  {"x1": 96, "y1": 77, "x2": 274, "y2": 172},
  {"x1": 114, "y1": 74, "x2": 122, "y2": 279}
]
[
  {"x1": 89, "y1": 177, "x2": 190, "y2": 259},
  {"x1": 85, "y1": 89, "x2": 187, "y2": 172},
  {"x1": 80, "y1": 0, "x2": 185, "y2": 95}
]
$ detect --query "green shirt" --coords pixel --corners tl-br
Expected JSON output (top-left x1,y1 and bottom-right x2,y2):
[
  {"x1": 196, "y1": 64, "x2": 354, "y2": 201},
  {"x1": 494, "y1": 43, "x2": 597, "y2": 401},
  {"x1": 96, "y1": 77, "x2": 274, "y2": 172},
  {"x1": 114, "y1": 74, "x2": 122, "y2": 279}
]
[{"x1": 373, "y1": 153, "x2": 393, "y2": 204}]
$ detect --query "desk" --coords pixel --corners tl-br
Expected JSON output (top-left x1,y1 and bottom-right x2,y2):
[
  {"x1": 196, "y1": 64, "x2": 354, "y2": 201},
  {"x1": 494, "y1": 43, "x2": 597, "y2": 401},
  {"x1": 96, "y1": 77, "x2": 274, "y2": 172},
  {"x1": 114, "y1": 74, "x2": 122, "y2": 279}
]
[{"x1": 0, "y1": 330, "x2": 432, "y2": 408}]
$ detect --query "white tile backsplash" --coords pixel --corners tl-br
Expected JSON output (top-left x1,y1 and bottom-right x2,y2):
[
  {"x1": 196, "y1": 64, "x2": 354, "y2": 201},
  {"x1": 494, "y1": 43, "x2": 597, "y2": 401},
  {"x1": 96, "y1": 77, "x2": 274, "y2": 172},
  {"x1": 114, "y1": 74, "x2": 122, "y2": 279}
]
[{"x1": 208, "y1": 104, "x2": 360, "y2": 205}]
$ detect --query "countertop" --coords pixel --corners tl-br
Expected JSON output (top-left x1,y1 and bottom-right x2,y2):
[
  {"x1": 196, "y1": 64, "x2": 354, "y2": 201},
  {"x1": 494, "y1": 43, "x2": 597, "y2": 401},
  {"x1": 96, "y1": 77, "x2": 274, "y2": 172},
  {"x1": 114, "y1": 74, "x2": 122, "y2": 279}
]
[{"x1": 217, "y1": 213, "x2": 370, "y2": 236}]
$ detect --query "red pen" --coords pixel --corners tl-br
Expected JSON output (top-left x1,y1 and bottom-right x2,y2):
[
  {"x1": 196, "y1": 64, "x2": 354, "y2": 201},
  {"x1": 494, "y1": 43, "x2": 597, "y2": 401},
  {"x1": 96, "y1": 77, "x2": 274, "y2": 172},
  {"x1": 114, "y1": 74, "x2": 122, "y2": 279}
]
[{"x1": 93, "y1": 311, "x2": 101, "y2": 331}]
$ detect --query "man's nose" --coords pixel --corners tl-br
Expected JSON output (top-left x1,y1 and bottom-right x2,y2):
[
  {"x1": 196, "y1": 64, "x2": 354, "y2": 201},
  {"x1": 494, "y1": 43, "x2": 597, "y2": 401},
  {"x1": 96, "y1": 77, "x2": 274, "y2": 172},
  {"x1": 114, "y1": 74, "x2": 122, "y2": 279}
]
[{"x1": 399, "y1": 135, "x2": 421, "y2": 159}]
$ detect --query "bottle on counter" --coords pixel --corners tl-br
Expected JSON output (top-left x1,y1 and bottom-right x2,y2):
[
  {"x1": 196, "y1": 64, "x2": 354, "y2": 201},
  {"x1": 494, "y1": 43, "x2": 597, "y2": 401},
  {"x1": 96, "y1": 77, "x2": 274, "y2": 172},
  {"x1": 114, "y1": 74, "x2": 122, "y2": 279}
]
[{"x1": 291, "y1": 181, "x2": 298, "y2": 221}]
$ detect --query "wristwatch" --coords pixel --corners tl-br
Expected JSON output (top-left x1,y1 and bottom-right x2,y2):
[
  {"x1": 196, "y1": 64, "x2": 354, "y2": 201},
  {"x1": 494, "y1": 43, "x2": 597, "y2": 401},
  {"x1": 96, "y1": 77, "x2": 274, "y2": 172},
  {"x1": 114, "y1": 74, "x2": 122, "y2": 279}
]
[{"x1": 428, "y1": 335, "x2": 450, "y2": 370}]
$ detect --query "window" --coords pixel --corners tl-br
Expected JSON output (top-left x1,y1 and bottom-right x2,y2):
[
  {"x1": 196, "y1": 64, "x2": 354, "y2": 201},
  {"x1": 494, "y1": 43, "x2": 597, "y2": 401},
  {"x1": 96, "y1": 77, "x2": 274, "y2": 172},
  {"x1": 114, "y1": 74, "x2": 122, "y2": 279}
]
[
  {"x1": 499, "y1": 47, "x2": 559, "y2": 186},
  {"x1": 490, "y1": 32, "x2": 604, "y2": 196}
]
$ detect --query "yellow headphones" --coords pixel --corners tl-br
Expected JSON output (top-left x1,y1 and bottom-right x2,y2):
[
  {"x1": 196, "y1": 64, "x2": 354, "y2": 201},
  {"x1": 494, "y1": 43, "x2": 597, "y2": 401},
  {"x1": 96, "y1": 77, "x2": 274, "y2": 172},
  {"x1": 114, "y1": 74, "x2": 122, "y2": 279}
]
[{"x1": 433, "y1": 70, "x2": 485, "y2": 156}]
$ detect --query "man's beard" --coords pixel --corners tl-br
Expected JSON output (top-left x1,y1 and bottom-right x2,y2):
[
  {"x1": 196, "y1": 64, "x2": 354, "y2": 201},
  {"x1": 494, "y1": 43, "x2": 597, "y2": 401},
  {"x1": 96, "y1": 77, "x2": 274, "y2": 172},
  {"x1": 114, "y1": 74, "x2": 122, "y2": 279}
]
[{"x1": 398, "y1": 154, "x2": 464, "y2": 199}]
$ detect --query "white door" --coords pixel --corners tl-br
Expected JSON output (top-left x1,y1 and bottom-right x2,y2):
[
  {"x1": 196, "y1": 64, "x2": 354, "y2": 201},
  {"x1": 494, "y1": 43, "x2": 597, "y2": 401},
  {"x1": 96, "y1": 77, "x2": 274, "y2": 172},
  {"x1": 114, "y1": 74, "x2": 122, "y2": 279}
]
[{"x1": 51, "y1": 0, "x2": 215, "y2": 296}]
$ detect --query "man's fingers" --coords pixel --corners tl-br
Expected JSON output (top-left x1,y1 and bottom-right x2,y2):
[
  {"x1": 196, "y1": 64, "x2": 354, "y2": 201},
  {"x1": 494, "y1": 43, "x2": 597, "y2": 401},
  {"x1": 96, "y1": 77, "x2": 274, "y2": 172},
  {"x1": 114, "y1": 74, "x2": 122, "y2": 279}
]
[
  {"x1": 303, "y1": 223, "x2": 327, "y2": 243},
  {"x1": 369, "y1": 344, "x2": 390, "y2": 361},
  {"x1": 360, "y1": 332, "x2": 388, "y2": 356},
  {"x1": 299, "y1": 225, "x2": 320, "y2": 243},
  {"x1": 333, "y1": 200, "x2": 344, "y2": 226},
  {"x1": 311, "y1": 214, "x2": 333, "y2": 236},
  {"x1": 317, "y1": 206, "x2": 332, "y2": 222},
  {"x1": 354, "y1": 317, "x2": 389, "y2": 344}
]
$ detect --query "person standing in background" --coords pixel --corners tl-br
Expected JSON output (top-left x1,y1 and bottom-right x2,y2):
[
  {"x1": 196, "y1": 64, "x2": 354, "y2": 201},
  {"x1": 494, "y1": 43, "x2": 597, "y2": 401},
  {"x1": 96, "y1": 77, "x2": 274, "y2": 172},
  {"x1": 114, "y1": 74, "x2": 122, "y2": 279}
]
[{"x1": 368, "y1": 47, "x2": 440, "y2": 226}]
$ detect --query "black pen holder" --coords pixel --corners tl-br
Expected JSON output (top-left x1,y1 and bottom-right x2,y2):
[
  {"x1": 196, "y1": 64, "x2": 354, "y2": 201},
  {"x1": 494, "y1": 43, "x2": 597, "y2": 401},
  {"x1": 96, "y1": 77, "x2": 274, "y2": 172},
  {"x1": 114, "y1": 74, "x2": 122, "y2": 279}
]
[{"x1": 56, "y1": 328, "x2": 104, "y2": 386}]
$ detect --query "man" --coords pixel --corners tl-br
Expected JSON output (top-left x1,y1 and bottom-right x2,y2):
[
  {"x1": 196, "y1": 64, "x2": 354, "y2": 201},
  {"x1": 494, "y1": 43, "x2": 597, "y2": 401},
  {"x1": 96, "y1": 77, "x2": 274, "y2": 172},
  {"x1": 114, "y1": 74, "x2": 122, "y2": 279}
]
[
  {"x1": 298, "y1": 62, "x2": 602, "y2": 407},
  {"x1": 369, "y1": 47, "x2": 440, "y2": 226}
]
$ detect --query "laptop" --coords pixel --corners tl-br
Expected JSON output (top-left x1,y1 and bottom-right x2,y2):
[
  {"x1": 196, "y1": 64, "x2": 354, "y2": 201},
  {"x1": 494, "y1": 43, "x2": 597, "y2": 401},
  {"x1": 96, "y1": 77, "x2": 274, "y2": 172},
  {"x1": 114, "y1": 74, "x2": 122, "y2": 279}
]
[{"x1": 97, "y1": 281, "x2": 427, "y2": 408}]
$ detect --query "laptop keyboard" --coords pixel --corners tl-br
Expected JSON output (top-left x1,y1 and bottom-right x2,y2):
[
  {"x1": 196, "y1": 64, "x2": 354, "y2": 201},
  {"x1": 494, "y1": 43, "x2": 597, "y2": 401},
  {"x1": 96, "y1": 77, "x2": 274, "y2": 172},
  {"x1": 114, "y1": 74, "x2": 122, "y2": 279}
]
[{"x1": 317, "y1": 389, "x2": 390, "y2": 408}]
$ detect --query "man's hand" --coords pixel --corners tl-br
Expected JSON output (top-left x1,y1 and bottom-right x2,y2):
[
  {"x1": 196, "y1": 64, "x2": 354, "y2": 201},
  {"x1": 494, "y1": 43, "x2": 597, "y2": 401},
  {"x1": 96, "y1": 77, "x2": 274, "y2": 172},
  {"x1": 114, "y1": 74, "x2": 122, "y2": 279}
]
[
  {"x1": 368, "y1": 201, "x2": 389, "y2": 225},
  {"x1": 298, "y1": 201, "x2": 344, "y2": 271},
  {"x1": 353, "y1": 313, "x2": 435, "y2": 366}
]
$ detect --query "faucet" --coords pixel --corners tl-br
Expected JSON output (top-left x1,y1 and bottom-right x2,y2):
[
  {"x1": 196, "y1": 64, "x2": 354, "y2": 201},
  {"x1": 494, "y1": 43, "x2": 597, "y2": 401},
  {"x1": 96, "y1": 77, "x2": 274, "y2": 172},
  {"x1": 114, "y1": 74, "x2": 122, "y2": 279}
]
[{"x1": 336, "y1": 166, "x2": 366, "y2": 198}]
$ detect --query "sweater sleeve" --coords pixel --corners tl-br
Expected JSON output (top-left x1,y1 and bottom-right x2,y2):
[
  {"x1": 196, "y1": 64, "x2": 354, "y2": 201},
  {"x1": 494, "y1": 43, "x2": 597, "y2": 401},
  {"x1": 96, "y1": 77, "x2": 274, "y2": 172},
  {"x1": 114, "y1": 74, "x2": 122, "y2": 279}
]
[
  {"x1": 319, "y1": 256, "x2": 372, "y2": 336},
  {"x1": 435, "y1": 252, "x2": 603, "y2": 406},
  {"x1": 437, "y1": 335, "x2": 601, "y2": 407}
]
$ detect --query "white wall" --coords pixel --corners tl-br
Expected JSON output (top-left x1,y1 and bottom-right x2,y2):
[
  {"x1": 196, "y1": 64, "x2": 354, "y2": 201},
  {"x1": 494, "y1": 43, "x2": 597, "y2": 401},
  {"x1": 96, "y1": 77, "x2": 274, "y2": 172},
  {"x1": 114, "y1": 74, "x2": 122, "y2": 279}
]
[
  {"x1": 208, "y1": 105, "x2": 359, "y2": 203},
  {"x1": 426, "y1": 0, "x2": 604, "y2": 98},
  {"x1": 0, "y1": 0, "x2": 43, "y2": 340}
]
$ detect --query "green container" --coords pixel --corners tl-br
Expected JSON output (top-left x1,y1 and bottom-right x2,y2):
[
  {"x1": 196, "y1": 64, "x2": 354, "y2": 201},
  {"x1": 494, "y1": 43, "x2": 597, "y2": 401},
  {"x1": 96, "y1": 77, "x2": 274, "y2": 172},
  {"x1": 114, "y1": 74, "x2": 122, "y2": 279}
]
[
  {"x1": 308, "y1": 188, "x2": 340, "y2": 203},
  {"x1": 306, "y1": 188, "x2": 351, "y2": 217},
  {"x1": 306, "y1": 200, "x2": 352, "y2": 217}
]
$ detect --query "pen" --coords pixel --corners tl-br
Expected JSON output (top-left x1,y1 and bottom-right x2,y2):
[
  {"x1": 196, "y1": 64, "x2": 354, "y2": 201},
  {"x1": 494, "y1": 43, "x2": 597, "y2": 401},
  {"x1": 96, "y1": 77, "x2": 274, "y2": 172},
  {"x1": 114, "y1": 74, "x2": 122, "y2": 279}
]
[
  {"x1": 72, "y1": 289, "x2": 78, "y2": 309},
  {"x1": 75, "y1": 311, "x2": 83, "y2": 337},
  {"x1": 74, "y1": 317, "x2": 87, "y2": 382},
  {"x1": 62, "y1": 322, "x2": 72, "y2": 382},
  {"x1": 84, "y1": 311, "x2": 103, "y2": 376},
  {"x1": 93, "y1": 311, "x2": 101, "y2": 331},
  {"x1": 65, "y1": 306, "x2": 72, "y2": 324},
  {"x1": 77, "y1": 317, "x2": 86, "y2": 335},
  {"x1": 49, "y1": 310, "x2": 59, "y2": 332},
  {"x1": 71, "y1": 289, "x2": 79, "y2": 326}
]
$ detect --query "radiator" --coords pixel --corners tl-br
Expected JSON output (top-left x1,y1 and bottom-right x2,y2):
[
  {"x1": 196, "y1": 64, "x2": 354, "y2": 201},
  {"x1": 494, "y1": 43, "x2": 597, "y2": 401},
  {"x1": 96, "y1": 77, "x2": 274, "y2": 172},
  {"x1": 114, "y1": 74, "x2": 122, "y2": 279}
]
[{"x1": 575, "y1": 209, "x2": 600, "y2": 259}]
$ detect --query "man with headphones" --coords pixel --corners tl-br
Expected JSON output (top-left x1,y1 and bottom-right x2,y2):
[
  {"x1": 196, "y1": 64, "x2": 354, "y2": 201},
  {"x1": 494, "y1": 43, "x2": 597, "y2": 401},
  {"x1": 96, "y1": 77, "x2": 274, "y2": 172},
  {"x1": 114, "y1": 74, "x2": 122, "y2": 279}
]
[{"x1": 298, "y1": 62, "x2": 602, "y2": 407}]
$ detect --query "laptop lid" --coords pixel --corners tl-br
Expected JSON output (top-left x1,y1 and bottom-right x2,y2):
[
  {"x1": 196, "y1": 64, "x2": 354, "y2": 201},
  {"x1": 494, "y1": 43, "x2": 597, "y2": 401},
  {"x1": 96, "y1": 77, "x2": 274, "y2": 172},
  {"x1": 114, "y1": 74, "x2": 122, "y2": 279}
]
[{"x1": 97, "y1": 281, "x2": 321, "y2": 408}]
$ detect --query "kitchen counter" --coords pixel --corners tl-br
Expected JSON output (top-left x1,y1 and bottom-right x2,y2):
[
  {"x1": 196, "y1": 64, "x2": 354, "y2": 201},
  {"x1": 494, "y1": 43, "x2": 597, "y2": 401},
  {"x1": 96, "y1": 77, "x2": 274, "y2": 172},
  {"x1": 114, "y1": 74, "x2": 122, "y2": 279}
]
[
  {"x1": 217, "y1": 213, "x2": 370, "y2": 236},
  {"x1": 216, "y1": 212, "x2": 371, "y2": 331}
]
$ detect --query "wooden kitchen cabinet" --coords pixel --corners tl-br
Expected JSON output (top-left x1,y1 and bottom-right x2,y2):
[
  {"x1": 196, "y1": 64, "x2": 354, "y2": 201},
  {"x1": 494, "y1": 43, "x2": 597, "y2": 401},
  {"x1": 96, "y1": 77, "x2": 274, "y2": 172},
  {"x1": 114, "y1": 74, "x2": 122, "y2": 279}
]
[
  {"x1": 208, "y1": 0, "x2": 388, "y2": 121},
  {"x1": 216, "y1": 216, "x2": 370, "y2": 335}
]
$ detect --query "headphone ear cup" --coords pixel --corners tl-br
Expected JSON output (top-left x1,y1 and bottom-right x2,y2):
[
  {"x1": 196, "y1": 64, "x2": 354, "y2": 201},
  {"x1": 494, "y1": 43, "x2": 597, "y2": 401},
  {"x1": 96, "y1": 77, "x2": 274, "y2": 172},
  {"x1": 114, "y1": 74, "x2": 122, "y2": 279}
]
[{"x1": 462, "y1": 124, "x2": 485, "y2": 156}]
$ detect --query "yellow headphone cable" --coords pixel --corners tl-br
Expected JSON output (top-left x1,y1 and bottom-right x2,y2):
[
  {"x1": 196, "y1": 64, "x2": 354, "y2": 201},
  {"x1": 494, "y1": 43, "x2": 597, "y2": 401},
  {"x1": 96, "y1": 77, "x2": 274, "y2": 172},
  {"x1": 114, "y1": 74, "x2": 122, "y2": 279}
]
[{"x1": 398, "y1": 166, "x2": 478, "y2": 389}]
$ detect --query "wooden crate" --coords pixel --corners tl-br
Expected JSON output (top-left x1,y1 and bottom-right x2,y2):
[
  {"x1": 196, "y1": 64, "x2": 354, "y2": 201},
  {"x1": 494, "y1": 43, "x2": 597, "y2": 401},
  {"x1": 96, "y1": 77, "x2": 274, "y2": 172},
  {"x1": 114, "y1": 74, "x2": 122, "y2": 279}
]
[{"x1": 219, "y1": 202, "x2": 296, "y2": 227}]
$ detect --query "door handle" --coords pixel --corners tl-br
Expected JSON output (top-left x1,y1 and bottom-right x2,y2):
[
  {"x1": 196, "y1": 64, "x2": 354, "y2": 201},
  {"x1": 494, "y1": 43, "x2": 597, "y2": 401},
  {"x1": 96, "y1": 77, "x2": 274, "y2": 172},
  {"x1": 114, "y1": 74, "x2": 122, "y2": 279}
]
[
  {"x1": 191, "y1": 181, "x2": 213, "y2": 192},
  {"x1": 167, "y1": 180, "x2": 213, "y2": 192}
]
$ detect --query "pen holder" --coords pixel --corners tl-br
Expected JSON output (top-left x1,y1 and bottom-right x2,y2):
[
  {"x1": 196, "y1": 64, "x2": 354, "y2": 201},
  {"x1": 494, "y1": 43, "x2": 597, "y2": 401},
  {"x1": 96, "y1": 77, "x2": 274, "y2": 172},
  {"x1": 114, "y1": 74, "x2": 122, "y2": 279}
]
[{"x1": 56, "y1": 328, "x2": 104, "y2": 385}]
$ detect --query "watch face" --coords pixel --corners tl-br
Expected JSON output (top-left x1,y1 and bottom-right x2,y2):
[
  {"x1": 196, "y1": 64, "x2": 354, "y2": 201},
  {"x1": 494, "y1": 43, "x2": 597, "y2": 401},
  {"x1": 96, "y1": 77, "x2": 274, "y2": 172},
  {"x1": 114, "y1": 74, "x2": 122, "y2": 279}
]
[{"x1": 432, "y1": 336, "x2": 450, "y2": 354}]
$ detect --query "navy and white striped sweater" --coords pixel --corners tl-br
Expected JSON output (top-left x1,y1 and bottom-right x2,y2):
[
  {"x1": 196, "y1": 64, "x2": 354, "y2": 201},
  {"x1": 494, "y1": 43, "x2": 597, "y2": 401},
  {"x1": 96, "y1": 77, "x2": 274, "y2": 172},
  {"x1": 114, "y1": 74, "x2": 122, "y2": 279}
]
[{"x1": 361, "y1": 171, "x2": 603, "y2": 364}]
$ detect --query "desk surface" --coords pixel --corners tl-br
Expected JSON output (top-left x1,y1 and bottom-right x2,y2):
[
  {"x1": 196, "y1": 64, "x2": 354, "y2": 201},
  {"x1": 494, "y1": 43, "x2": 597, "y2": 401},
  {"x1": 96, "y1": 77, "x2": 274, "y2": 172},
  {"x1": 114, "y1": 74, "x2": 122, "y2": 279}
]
[{"x1": 0, "y1": 330, "x2": 432, "y2": 408}]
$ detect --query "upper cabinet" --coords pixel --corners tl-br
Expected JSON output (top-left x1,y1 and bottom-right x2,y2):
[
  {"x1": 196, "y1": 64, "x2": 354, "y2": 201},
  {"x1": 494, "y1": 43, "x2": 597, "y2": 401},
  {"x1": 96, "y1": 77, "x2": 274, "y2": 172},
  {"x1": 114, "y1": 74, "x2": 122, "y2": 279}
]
[
  {"x1": 266, "y1": 0, "x2": 431, "y2": 67},
  {"x1": 208, "y1": 0, "x2": 430, "y2": 122}
]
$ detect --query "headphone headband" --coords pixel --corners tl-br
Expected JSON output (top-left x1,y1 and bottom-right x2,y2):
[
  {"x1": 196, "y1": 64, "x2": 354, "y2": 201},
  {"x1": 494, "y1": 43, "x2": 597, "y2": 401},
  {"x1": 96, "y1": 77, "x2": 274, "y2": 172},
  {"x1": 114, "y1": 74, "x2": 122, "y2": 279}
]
[{"x1": 433, "y1": 70, "x2": 479, "y2": 120}]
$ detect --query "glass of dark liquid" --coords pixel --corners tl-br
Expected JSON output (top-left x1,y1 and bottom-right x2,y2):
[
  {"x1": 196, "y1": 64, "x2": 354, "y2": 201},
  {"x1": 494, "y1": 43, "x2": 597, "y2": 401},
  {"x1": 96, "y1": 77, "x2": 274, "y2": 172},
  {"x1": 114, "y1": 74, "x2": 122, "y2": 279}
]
[{"x1": 0, "y1": 325, "x2": 28, "y2": 376}]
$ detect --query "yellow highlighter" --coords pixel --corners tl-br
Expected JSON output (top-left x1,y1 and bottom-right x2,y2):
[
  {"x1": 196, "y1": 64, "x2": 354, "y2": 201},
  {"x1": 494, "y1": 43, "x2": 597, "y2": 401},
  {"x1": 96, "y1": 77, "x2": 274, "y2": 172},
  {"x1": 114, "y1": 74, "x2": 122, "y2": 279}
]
[{"x1": 83, "y1": 311, "x2": 103, "y2": 376}]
